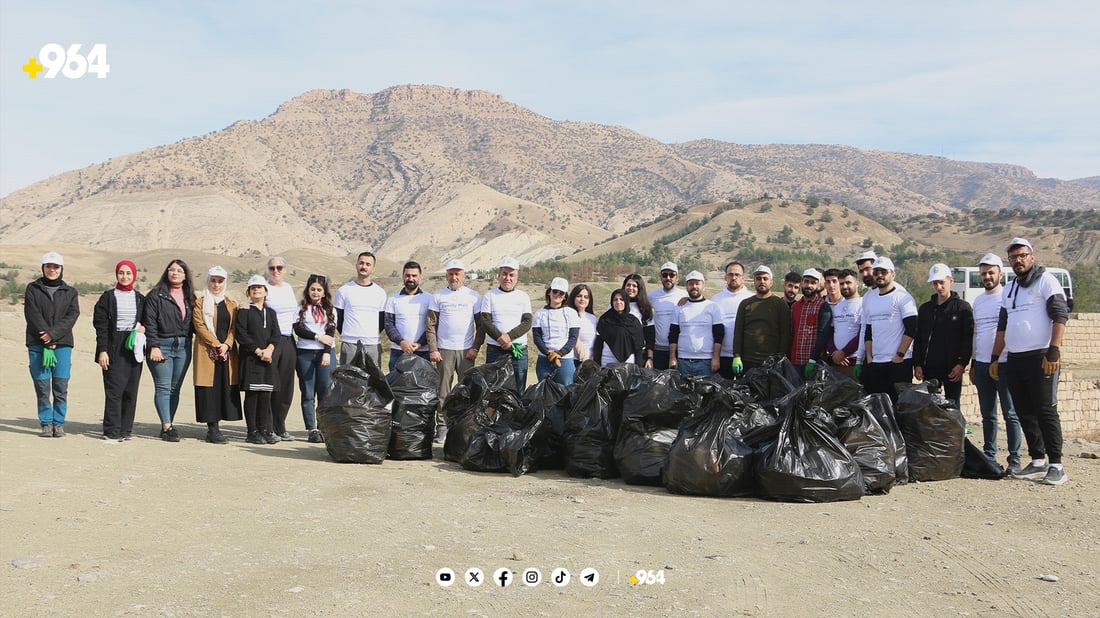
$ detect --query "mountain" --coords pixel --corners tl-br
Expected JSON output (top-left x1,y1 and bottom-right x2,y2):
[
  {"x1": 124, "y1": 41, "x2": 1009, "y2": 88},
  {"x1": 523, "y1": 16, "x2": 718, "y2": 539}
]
[{"x1": 2, "y1": 84, "x2": 1098, "y2": 270}]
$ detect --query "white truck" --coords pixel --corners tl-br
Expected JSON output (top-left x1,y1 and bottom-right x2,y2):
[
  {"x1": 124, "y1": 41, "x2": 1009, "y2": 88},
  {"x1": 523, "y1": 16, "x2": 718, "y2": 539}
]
[{"x1": 951, "y1": 266, "x2": 1074, "y2": 312}]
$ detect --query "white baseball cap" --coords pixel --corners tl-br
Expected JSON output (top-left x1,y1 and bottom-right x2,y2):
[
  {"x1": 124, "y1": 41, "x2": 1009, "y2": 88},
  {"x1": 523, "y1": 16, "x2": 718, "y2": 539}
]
[
  {"x1": 685, "y1": 270, "x2": 705, "y2": 282},
  {"x1": 659, "y1": 261, "x2": 679, "y2": 274},
  {"x1": 549, "y1": 277, "x2": 569, "y2": 292},
  {"x1": 208, "y1": 265, "x2": 228, "y2": 279},
  {"x1": 498, "y1": 257, "x2": 519, "y2": 271},
  {"x1": 855, "y1": 251, "x2": 877, "y2": 265},
  {"x1": 444, "y1": 258, "x2": 465, "y2": 271},
  {"x1": 41, "y1": 251, "x2": 64, "y2": 266},
  {"x1": 872, "y1": 257, "x2": 896, "y2": 272},
  {"x1": 978, "y1": 253, "x2": 1003, "y2": 268},
  {"x1": 926, "y1": 263, "x2": 952, "y2": 282},
  {"x1": 1006, "y1": 237, "x2": 1034, "y2": 253},
  {"x1": 753, "y1": 265, "x2": 773, "y2": 277},
  {"x1": 246, "y1": 274, "x2": 268, "y2": 289},
  {"x1": 801, "y1": 268, "x2": 823, "y2": 282}
]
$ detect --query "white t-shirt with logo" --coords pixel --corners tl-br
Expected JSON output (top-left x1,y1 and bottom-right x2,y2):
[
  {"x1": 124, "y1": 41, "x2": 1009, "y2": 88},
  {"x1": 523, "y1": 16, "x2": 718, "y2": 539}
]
[
  {"x1": 333, "y1": 281, "x2": 387, "y2": 345},
  {"x1": 673, "y1": 298, "x2": 724, "y2": 359},
  {"x1": 479, "y1": 288, "x2": 533, "y2": 348},
  {"x1": 973, "y1": 288, "x2": 1007, "y2": 362},
  {"x1": 1001, "y1": 272, "x2": 1063, "y2": 353},
  {"x1": 861, "y1": 286, "x2": 918, "y2": 363},
  {"x1": 829, "y1": 295, "x2": 864, "y2": 358},
  {"x1": 711, "y1": 287, "x2": 753, "y2": 357},
  {"x1": 430, "y1": 286, "x2": 481, "y2": 350},
  {"x1": 532, "y1": 305, "x2": 581, "y2": 359},
  {"x1": 650, "y1": 287, "x2": 689, "y2": 350},
  {"x1": 385, "y1": 290, "x2": 432, "y2": 350}
]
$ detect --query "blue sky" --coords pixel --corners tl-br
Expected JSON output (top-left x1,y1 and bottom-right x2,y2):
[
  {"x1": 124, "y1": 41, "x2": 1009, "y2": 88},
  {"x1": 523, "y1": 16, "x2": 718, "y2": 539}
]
[{"x1": 2, "y1": 1, "x2": 1098, "y2": 197}]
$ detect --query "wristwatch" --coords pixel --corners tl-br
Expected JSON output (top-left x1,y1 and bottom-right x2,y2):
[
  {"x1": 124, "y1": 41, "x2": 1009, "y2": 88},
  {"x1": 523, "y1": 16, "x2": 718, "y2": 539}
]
[{"x1": 894, "y1": 351, "x2": 905, "y2": 359}]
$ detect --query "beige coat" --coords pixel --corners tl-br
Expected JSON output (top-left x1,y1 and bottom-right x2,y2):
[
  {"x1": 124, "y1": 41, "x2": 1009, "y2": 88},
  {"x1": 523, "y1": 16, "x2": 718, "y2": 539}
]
[{"x1": 192, "y1": 296, "x2": 239, "y2": 387}]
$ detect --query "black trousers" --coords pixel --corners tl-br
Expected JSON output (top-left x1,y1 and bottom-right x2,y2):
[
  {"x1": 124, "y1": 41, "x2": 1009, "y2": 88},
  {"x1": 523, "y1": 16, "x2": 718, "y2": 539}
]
[
  {"x1": 102, "y1": 336, "x2": 142, "y2": 438},
  {"x1": 921, "y1": 364, "x2": 963, "y2": 405},
  {"x1": 1005, "y1": 350, "x2": 1062, "y2": 464},
  {"x1": 269, "y1": 335, "x2": 296, "y2": 434},
  {"x1": 862, "y1": 359, "x2": 913, "y2": 405},
  {"x1": 244, "y1": 391, "x2": 273, "y2": 434}
]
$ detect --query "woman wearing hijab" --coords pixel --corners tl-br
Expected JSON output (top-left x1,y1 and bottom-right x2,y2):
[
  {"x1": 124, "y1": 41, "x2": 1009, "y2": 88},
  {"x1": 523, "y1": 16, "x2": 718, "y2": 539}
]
[
  {"x1": 237, "y1": 275, "x2": 282, "y2": 445},
  {"x1": 93, "y1": 259, "x2": 146, "y2": 441},
  {"x1": 143, "y1": 259, "x2": 195, "y2": 442},
  {"x1": 24, "y1": 251, "x2": 80, "y2": 437},
  {"x1": 192, "y1": 266, "x2": 242, "y2": 444},
  {"x1": 532, "y1": 277, "x2": 581, "y2": 386},
  {"x1": 293, "y1": 273, "x2": 336, "y2": 444},
  {"x1": 593, "y1": 289, "x2": 645, "y2": 366},
  {"x1": 621, "y1": 273, "x2": 656, "y2": 367}
]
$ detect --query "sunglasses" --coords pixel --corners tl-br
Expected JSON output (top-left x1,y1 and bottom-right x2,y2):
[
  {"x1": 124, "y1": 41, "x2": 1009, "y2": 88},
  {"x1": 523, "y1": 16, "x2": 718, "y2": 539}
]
[
  {"x1": 308, "y1": 273, "x2": 326, "y2": 284},
  {"x1": 660, "y1": 272, "x2": 677, "y2": 278},
  {"x1": 268, "y1": 265, "x2": 285, "y2": 271}
]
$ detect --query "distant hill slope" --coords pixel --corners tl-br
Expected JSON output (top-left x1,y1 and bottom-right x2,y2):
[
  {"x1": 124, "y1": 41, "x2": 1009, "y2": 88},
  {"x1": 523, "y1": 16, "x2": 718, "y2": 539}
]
[{"x1": 2, "y1": 84, "x2": 1098, "y2": 269}]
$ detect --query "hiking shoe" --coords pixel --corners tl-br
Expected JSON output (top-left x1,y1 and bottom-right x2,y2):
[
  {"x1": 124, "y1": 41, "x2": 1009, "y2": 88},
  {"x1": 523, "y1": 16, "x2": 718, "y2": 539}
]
[
  {"x1": 1040, "y1": 467, "x2": 1067, "y2": 486},
  {"x1": 163, "y1": 426, "x2": 181, "y2": 442},
  {"x1": 263, "y1": 431, "x2": 279, "y2": 445},
  {"x1": 1010, "y1": 461, "x2": 1048, "y2": 481},
  {"x1": 205, "y1": 430, "x2": 228, "y2": 445},
  {"x1": 53, "y1": 424, "x2": 65, "y2": 438},
  {"x1": 245, "y1": 431, "x2": 266, "y2": 445},
  {"x1": 277, "y1": 431, "x2": 295, "y2": 442},
  {"x1": 434, "y1": 427, "x2": 448, "y2": 444},
  {"x1": 307, "y1": 430, "x2": 324, "y2": 444},
  {"x1": 39, "y1": 425, "x2": 53, "y2": 438}
]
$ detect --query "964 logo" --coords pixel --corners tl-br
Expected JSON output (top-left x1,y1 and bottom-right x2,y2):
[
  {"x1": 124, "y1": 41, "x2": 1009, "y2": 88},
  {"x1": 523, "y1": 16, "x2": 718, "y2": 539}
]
[{"x1": 22, "y1": 44, "x2": 110, "y2": 79}]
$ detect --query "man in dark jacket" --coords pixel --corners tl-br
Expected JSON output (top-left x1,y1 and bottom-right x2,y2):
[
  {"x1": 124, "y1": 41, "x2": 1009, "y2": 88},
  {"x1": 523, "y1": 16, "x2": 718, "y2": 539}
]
[
  {"x1": 24, "y1": 251, "x2": 80, "y2": 437},
  {"x1": 913, "y1": 263, "x2": 974, "y2": 405}
]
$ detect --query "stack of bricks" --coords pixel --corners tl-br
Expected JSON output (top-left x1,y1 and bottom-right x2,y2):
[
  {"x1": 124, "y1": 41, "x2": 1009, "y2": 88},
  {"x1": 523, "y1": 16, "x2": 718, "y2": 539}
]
[{"x1": 958, "y1": 313, "x2": 1100, "y2": 440}]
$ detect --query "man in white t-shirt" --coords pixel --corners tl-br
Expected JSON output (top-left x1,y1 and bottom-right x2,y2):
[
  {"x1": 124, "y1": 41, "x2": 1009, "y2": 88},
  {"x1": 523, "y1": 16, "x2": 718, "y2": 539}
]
[
  {"x1": 265, "y1": 256, "x2": 298, "y2": 441},
  {"x1": 711, "y1": 261, "x2": 753, "y2": 379},
  {"x1": 333, "y1": 252, "x2": 387, "y2": 368},
  {"x1": 384, "y1": 261, "x2": 433, "y2": 372},
  {"x1": 824, "y1": 268, "x2": 864, "y2": 379},
  {"x1": 476, "y1": 257, "x2": 533, "y2": 396},
  {"x1": 426, "y1": 259, "x2": 482, "y2": 441},
  {"x1": 968, "y1": 253, "x2": 1021, "y2": 473},
  {"x1": 649, "y1": 261, "x2": 688, "y2": 371},
  {"x1": 668, "y1": 271, "x2": 724, "y2": 377},
  {"x1": 992, "y1": 238, "x2": 1070, "y2": 486},
  {"x1": 860, "y1": 257, "x2": 918, "y2": 404}
]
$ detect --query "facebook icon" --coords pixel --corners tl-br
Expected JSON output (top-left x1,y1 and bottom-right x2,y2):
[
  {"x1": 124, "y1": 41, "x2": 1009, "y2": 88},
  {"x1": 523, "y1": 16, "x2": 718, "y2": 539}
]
[{"x1": 493, "y1": 567, "x2": 512, "y2": 587}]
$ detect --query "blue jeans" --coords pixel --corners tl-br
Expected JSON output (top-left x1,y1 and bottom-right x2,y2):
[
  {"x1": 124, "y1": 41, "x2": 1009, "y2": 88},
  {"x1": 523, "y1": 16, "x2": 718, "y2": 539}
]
[
  {"x1": 486, "y1": 344, "x2": 528, "y2": 396},
  {"x1": 677, "y1": 358, "x2": 713, "y2": 378},
  {"x1": 28, "y1": 345, "x2": 72, "y2": 426},
  {"x1": 536, "y1": 354, "x2": 576, "y2": 386},
  {"x1": 147, "y1": 336, "x2": 191, "y2": 425},
  {"x1": 296, "y1": 348, "x2": 334, "y2": 431},
  {"x1": 972, "y1": 360, "x2": 1021, "y2": 463}
]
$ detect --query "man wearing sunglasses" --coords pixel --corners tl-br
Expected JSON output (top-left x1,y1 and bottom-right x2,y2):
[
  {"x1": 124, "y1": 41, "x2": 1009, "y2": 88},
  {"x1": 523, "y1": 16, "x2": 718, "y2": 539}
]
[
  {"x1": 648, "y1": 262, "x2": 688, "y2": 370},
  {"x1": 265, "y1": 256, "x2": 298, "y2": 441}
]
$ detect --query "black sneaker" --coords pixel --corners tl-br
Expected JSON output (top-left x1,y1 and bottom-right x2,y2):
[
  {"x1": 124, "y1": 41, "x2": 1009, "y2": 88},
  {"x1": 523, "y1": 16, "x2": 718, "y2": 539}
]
[
  {"x1": 1006, "y1": 461, "x2": 1023, "y2": 476},
  {"x1": 1010, "y1": 461, "x2": 1048, "y2": 481},
  {"x1": 434, "y1": 427, "x2": 447, "y2": 444},
  {"x1": 263, "y1": 431, "x2": 279, "y2": 445},
  {"x1": 205, "y1": 430, "x2": 228, "y2": 444},
  {"x1": 1040, "y1": 466, "x2": 1067, "y2": 486},
  {"x1": 278, "y1": 431, "x2": 295, "y2": 442},
  {"x1": 102, "y1": 433, "x2": 123, "y2": 442},
  {"x1": 307, "y1": 430, "x2": 324, "y2": 443},
  {"x1": 121, "y1": 433, "x2": 133, "y2": 441},
  {"x1": 246, "y1": 431, "x2": 266, "y2": 444},
  {"x1": 163, "y1": 426, "x2": 181, "y2": 442}
]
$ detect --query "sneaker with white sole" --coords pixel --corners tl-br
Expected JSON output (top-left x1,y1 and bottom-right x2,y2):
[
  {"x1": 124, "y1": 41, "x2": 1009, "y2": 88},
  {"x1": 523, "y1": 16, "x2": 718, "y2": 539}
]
[
  {"x1": 1010, "y1": 461, "x2": 1048, "y2": 481},
  {"x1": 1040, "y1": 466, "x2": 1067, "y2": 486}
]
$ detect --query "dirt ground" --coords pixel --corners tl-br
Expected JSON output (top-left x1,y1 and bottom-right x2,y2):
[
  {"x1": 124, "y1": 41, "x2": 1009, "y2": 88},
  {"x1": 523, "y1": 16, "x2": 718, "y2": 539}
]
[{"x1": 2, "y1": 299, "x2": 1099, "y2": 617}]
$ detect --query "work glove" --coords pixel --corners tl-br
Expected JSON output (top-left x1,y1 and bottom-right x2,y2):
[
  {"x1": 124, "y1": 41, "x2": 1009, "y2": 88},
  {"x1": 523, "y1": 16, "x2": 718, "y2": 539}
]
[
  {"x1": 989, "y1": 359, "x2": 999, "y2": 382},
  {"x1": 547, "y1": 350, "x2": 562, "y2": 367},
  {"x1": 1043, "y1": 346, "x2": 1060, "y2": 376},
  {"x1": 510, "y1": 342, "x2": 526, "y2": 359},
  {"x1": 42, "y1": 347, "x2": 57, "y2": 369},
  {"x1": 731, "y1": 356, "x2": 744, "y2": 375},
  {"x1": 853, "y1": 362, "x2": 862, "y2": 381},
  {"x1": 804, "y1": 360, "x2": 816, "y2": 380}
]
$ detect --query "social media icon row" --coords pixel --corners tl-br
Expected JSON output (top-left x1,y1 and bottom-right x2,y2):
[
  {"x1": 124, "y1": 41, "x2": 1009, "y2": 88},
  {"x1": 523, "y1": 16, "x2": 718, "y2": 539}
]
[{"x1": 436, "y1": 567, "x2": 599, "y2": 588}]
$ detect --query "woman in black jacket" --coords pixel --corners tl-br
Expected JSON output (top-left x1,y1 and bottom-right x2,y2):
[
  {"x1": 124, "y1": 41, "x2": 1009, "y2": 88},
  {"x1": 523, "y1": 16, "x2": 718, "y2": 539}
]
[
  {"x1": 24, "y1": 251, "x2": 80, "y2": 437},
  {"x1": 236, "y1": 275, "x2": 282, "y2": 444},
  {"x1": 142, "y1": 259, "x2": 195, "y2": 442},
  {"x1": 93, "y1": 260, "x2": 146, "y2": 441}
]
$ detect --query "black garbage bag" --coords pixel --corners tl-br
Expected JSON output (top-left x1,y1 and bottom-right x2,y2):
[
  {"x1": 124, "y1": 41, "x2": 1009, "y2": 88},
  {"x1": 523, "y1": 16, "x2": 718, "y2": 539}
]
[
  {"x1": 442, "y1": 357, "x2": 516, "y2": 462},
  {"x1": 340, "y1": 344, "x2": 394, "y2": 408},
  {"x1": 756, "y1": 407, "x2": 864, "y2": 503},
  {"x1": 962, "y1": 438, "x2": 1006, "y2": 480},
  {"x1": 896, "y1": 382, "x2": 965, "y2": 482},
  {"x1": 856, "y1": 393, "x2": 908, "y2": 486},
  {"x1": 460, "y1": 388, "x2": 543, "y2": 475},
  {"x1": 834, "y1": 404, "x2": 895, "y2": 494},
  {"x1": 741, "y1": 355, "x2": 801, "y2": 400},
  {"x1": 613, "y1": 380, "x2": 697, "y2": 485},
  {"x1": 564, "y1": 375, "x2": 619, "y2": 478},
  {"x1": 385, "y1": 354, "x2": 440, "y2": 460},
  {"x1": 316, "y1": 366, "x2": 393, "y2": 464},
  {"x1": 811, "y1": 373, "x2": 865, "y2": 413},
  {"x1": 665, "y1": 407, "x2": 756, "y2": 497},
  {"x1": 523, "y1": 379, "x2": 570, "y2": 470}
]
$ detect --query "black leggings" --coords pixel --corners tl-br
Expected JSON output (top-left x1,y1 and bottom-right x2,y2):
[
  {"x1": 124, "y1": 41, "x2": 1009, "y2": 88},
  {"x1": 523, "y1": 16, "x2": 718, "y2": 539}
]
[{"x1": 243, "y1": 391, "x2": 272, "y2": 434}]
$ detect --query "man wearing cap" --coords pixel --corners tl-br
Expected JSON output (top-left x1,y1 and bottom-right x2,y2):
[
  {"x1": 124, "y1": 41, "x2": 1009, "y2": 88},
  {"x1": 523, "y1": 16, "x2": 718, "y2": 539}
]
[
  {"x1": 789, "y1": 269, "x2": 834, "y2": 381},
  {"x1": 649, "y1": 262, "x2": 689, "y2": 370},
  {"x1": 855, "y1": 251, "x2": 878, "y2": 289},
  {"x1": 783, "y1": 272, "x2": 802, "y2": 307},
  {"x1": 265, "y1": 256, "x2": 298, "y2": 441},
  {"x1": 531, "y1": 277, "x2": 581, "y2": 386},
  {"x1": 913, "y1": 263, "x2": 974, "y2": 405},
  {"x1": 825, "y1": 269, "x2": 864, "y2": 378},
  {"x1": 334, "y1": 251, "x2": 388, "y2": 368},
  {"x1": 384, "y1": 261, "x2": 432, "y2": 372},
  {"x1": 668, "y1": 271, "x2": 725, "y2": 377},
  {"x1": 476, "y1": 257, "x2": 533, "y2": 396},
  {"x1": 24, "y1": 251, "x2": 80, "y2": 437},
  {"x1": 970, "y1": 253, "x2": 1021, "y2": 473},
  {"x1": 711, "y1": 261, "x2": 753, "y2": 379},
  {"x1": 992, "y1": 238, "x2": 1070, "y2": 485},
  {"x1": 426, "y1": 259, "x2": 482, "y2": 442},
  {"x1": 860, "y1": 257, "x2": 919, "y2": 403},
  {"x1": 733, "y1": 266, "x2": 791, "y2": 374}
]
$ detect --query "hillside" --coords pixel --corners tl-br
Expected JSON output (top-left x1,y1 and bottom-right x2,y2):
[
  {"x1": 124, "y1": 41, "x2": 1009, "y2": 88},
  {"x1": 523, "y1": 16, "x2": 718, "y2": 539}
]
[{"x1": 2, "y1": 84, "x2": 1099, "y2": 270}]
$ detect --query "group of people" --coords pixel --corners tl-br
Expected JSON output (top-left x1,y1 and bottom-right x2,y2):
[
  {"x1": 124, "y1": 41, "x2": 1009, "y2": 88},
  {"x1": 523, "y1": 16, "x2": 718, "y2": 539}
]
[{"x1": 24, "y1": 237, "x2": 1071, "y2": 486}]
